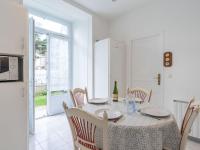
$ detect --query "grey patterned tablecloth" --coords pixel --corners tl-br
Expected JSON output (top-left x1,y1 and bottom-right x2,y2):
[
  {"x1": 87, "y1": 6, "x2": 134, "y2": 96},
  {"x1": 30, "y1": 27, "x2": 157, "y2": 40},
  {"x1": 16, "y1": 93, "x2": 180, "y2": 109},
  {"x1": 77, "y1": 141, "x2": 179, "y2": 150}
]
[{"x1": 83, "y1": 102, "x2": 181, "y2": 150}]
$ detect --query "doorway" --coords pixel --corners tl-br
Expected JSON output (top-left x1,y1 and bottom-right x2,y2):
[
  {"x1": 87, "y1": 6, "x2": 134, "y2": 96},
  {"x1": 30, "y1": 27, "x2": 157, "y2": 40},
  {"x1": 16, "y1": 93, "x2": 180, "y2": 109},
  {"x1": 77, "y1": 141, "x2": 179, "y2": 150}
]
[
  {"x1": 131, "y1": 33, "x2": 164, "y2": 106},
  {"x1": 29, "y1": 14, "x2": 72, "y2": 133}
]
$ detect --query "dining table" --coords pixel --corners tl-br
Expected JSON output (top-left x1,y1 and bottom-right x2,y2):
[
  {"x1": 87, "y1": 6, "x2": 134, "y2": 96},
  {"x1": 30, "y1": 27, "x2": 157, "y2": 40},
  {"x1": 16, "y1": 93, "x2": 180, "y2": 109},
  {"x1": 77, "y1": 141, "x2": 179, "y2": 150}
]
[{"x1": 82, "y1": 99, "x2": 181, "y2": 150}]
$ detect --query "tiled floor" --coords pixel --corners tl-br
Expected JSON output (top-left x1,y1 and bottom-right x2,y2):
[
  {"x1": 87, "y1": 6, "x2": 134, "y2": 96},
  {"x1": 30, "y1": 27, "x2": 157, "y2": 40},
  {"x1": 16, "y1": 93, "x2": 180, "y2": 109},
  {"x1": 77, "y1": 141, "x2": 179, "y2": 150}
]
[
  {"x1": 29, "y1": 114, "x2": 73, "y2": 150},
  {"x1": 35, "y1": 106, "x2": 47, "y2": 119},
  {"x1": 29, "y1": 114, "x2": 200, "y2": 150}
]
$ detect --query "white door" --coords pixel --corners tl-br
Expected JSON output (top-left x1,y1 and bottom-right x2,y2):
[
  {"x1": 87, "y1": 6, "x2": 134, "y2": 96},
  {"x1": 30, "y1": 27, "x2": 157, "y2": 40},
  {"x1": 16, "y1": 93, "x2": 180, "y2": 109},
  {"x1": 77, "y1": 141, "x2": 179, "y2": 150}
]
[
  {"x1": 131, "y1": 34, "x2": 164, "y2": 106},
  {"x1": 94, "y1": 39, "x2": 109, "y2": 98},
  {"x1": 47, "y1": 35, "x2": 70, "y2": 115}
]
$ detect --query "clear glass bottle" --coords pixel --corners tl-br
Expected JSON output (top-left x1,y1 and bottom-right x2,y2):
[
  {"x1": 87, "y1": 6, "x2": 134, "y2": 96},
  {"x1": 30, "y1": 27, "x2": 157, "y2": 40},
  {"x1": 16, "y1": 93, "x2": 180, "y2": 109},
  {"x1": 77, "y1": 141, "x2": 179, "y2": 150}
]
[{"x1": 127, "y1": 95, "x2": 136, "y2": 115}]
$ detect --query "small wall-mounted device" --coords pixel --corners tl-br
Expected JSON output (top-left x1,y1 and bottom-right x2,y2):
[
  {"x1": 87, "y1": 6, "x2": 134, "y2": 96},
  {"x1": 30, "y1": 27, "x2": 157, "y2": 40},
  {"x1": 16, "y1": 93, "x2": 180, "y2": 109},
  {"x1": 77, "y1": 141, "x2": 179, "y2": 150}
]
[
  {"x1": 163, "y1": 52, "x2": 172, "y2": 67},
  {"x1": 0, "y1": 55, "x2": 23, "y2": 82}
]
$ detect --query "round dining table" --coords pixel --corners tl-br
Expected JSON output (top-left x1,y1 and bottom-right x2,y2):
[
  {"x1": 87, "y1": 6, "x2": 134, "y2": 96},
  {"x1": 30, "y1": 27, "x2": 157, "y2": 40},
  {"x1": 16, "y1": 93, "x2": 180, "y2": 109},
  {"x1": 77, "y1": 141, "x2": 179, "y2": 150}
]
[{"x1": 82, "y1": 100, "x2": 181, "y2": 150}]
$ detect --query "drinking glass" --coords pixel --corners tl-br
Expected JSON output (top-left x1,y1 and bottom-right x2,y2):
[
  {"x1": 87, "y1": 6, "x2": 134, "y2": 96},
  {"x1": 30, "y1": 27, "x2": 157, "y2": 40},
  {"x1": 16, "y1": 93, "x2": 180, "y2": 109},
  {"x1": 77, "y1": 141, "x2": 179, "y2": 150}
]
[{"x1": 126, "y1": 95, "x2": 136, "y2": 115}]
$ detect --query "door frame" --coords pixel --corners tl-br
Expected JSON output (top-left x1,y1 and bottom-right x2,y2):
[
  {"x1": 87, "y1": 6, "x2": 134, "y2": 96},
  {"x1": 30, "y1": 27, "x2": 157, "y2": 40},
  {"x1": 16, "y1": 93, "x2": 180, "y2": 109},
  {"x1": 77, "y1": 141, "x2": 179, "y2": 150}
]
[
  {"x1": 34, "y1": 27, "x2": 72, "y2": 114},
  {"x1": 29, "y1": 18, "x2": 35, "y2": 134},
  {"x1": 29, "y1": 14, "x2": 73, "y2": 134},
  {"x1": 128, "y1": 32, "x2": 165, "y2": 105}
]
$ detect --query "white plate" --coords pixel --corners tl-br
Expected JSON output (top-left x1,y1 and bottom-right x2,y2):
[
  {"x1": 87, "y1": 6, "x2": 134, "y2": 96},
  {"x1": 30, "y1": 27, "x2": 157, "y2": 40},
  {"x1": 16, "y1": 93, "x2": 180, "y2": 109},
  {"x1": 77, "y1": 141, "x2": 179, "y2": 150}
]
[
  {"x1": 89, "y1": 98, "x2": 109, "y2": 104},
  {"x1": 95, "y1": 109, "x2": 123, "y2": 120},
  {"x1": 139, "y1": 107, "x2": 170, "y2": 118}
]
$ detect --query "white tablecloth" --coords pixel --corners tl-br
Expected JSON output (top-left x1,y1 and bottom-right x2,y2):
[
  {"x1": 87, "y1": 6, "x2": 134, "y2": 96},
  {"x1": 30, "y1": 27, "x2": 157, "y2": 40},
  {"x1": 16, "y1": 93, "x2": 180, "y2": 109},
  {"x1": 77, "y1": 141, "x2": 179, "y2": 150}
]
[{"x1": 82, "y1": 101, "x2": 181, "y2": 150}]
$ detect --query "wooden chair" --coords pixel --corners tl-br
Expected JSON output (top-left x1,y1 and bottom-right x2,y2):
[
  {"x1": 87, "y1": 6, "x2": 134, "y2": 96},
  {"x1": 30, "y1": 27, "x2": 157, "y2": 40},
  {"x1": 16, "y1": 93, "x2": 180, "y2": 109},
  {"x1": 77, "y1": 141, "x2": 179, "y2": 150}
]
[
  {"x1": 163, "y1": 99, "x2": 200, "y2": 150},
  {"x1": 63, "y1": 102, "x2": 108, "y2": 150},
  {"x1": 179, "y1": 101, "x2": 200, "y2": 150},
  {"x1": 127, "y1": 87, "x2": 152, "y2": 103},
  {"x1": 70, "y1": 87, "x2": 89, "y2": 107},
  {"x1": 180, "y1": 98, "x2": 195, "y2": 135}
]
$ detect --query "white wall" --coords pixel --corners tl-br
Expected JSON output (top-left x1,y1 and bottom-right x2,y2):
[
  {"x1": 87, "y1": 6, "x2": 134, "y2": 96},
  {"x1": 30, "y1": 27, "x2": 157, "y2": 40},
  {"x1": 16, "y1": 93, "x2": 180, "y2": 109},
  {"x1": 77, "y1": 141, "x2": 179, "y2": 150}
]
[
  {"x1": 62, "y1": 0, "x2": 110, "y2": 97},
  {"x1": 0, "y1": 1, "x2": 28, "y2": 150},
  {"x1": 93, "y1": 16, "x2": 109, "y2": 42},
  {"x1": 71, "y1": 9, "x2": 109, "y2": 99},
  {"x1": 62, "y1": 0, "x2": 110, "y2": 42},
  {"x1": 109, "y1": 0, "x2": 200, "y2": 112},
  {"x1": 72, "y1": 16, "x2": 109, "y2": 98},
  {"x1": 73, "y1": 17, "x2": 93, "y2": 96},
  {"x1": 92, "y1": 16, "x2": 109, "y2": 97}
]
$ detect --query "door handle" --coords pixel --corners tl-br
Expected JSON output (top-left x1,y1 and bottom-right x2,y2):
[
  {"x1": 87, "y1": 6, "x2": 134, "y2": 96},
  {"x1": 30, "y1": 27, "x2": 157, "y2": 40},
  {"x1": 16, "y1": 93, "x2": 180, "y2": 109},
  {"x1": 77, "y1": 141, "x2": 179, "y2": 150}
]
[
  {"x1": 154, "y1": 73, "x2": 161, "y2": 85},
  {"x1": 157, "y1": 73, "x2": 161, "y2": 85}
]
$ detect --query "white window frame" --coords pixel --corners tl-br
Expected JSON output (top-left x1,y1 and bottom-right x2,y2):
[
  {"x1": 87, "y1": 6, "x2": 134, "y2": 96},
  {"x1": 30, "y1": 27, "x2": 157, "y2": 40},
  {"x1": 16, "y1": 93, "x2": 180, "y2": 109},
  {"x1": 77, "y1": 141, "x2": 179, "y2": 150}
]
[{"x1": 31, "y1": 11, "x2": 73, "y2": 91}]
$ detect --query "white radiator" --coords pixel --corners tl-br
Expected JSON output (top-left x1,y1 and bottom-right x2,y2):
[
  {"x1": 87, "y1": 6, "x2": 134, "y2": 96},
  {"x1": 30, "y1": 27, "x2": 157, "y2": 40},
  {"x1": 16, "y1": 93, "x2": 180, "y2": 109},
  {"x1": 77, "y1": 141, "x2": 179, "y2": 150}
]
[{"x1": 174, "y1": 100, "x2": 200, "y2": 139}]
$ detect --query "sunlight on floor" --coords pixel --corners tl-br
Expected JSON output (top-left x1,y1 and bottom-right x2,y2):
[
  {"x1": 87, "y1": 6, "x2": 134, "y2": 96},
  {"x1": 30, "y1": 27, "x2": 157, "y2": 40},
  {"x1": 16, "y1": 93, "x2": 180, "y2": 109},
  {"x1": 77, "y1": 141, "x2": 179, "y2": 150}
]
[
  {"x1": 29, "y1": 114, "x2": 73, "y2": 150},
  {"x1": 35, "y1": 106, "x2": 47, "y2": 119}
]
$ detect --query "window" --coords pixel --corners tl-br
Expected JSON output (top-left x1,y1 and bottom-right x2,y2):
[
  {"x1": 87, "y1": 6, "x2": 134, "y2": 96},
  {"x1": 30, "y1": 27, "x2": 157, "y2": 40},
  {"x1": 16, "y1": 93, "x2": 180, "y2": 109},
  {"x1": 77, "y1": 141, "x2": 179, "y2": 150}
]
[
  {"x1": 29, "y1": 14, "x2": 69, "y2": 35},
  {"x1": 30, "y1": 14, "x2": 72, "y2": 92},
  {"x1": 49, "y1": 36, "x2": 70, "y2": 91}
]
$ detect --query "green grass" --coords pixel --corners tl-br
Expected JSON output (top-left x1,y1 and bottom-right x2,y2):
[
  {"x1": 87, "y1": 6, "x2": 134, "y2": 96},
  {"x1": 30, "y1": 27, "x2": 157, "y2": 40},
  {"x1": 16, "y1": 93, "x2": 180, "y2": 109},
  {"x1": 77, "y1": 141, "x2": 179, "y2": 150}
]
[
  {"x1": 35, "y1": 90, "x2": 47, "y2": 107},
  {"x1": 34, "y1": 90, "x2": 67, "y2": 107},
  {"x1": 35, "y1": 95, "x2": 47, "y2": 107}
]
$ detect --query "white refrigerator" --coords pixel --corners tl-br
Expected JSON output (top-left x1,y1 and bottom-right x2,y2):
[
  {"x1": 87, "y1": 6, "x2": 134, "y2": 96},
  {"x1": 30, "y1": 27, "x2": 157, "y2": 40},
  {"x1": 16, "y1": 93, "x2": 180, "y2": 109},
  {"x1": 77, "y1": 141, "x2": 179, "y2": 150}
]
[
  {"x1": 0, "y1": 1, "x2": 28, "y2": 150},
  {"x1": 94, "y1": 38, "x2": 126, "y2": 98}
]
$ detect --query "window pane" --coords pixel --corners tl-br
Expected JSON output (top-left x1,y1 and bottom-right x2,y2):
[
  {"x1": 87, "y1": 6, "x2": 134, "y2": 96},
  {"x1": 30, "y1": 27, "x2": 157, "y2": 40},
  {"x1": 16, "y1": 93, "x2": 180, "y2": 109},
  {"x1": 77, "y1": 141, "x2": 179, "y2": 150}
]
[
  {"x1": 34, "y1": 33, "x2": 48, "y2": 87},
  {"x1": 49, "y1": 37, "x2": 69, "y2": 91},
  {"x1": 29, "y1": 14, "x2": 68, "y2": 35}
]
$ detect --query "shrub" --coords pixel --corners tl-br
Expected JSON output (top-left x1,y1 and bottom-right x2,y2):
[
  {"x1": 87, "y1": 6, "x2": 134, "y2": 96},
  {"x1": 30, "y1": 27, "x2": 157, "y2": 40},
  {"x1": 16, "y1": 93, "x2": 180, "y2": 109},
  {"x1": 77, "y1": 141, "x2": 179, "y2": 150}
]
[{"x1": 35, "y1": 90, "x2": 47, "y2": 96}]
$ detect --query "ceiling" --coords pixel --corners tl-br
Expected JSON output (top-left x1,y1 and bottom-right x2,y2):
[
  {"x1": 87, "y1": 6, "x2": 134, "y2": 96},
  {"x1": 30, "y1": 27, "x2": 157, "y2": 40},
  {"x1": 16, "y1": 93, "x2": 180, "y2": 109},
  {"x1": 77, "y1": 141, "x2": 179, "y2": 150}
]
[
  {"x1": 70, "y1": 0, "x2": 157, "y2": 20},
  {"x1": 24, "y1": 0, "x2": 91, "y2": 22}
]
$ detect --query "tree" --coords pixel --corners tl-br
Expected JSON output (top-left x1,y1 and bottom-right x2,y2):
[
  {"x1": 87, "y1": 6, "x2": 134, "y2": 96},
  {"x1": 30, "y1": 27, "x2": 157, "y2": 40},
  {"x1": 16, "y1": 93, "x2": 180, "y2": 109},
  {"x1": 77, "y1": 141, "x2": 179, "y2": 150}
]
[{"x1": 35, "y1": 33, "x2": 47, "y2": 55}]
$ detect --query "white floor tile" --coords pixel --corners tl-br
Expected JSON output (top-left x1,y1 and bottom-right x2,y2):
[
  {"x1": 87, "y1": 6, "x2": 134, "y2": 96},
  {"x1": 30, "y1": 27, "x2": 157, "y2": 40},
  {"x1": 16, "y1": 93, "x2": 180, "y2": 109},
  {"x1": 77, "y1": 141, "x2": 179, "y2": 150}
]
[
  {"x1": 29, "y1": 144, "x2": 43, "y2": 150},
  {"x1": 40, "y1": 140, "x2": 66, "y2": 150}
]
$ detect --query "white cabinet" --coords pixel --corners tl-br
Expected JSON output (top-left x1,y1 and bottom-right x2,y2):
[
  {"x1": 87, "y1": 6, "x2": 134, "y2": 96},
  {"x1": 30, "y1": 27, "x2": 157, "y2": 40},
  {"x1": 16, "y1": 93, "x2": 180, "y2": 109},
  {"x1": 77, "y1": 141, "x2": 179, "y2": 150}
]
[
  {"x1": 0, "y1": 1, "x2": 28, "y2": 150},
  {"x1": 94, "y1": 38, "x2": 126, "y2": 98},
  {"x1": 0, "y1": 1, "x2": 27, "y2": 55}
]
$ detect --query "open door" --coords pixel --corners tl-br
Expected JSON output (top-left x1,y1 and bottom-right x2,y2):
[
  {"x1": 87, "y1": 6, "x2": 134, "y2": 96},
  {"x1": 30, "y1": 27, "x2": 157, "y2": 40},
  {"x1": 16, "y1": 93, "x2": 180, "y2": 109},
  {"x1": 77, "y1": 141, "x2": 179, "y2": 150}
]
[
  {"x1": 29, "y1": 14, "x2": 72, "y2": 118},
  {"x1": 47, "y1": 34, "x2": 70, "y2": 115},
  {"x1": 29, "y1": 18, "x2": 35, "y2": 134}
]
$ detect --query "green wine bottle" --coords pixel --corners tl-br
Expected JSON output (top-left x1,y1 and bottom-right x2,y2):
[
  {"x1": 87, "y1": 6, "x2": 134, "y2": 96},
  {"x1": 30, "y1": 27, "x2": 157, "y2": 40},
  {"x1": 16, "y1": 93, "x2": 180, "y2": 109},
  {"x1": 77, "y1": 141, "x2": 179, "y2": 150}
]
[{"x1": 112, "y1": 81, "x2": 118, "y2": 102}]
